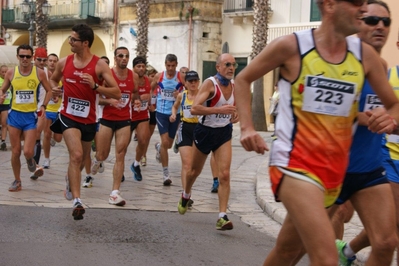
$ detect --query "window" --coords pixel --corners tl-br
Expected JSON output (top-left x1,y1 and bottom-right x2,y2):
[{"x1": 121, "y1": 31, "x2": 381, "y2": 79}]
[{"x1": 310, "y1": 1, "x2": 321, "y2": 22}]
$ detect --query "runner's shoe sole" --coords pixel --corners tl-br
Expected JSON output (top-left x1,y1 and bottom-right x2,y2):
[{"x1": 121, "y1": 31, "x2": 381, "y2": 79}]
[{"x1": 72, "y1": 205, "x2": 85, "y2": 220}]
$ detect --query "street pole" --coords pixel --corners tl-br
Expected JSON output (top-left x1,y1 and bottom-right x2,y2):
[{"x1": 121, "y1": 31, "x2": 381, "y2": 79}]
[{"x1": 28, "y1": 9, "x2": 34, "y2": 47}]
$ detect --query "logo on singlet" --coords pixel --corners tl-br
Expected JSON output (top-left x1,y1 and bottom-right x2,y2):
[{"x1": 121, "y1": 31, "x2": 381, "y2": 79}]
[
  {"x1": 308, "y1": 77, "x2": 355, "y2": 93},
  {"x1": 342, "y1": 70, "x2": 358, "y2": 76}
]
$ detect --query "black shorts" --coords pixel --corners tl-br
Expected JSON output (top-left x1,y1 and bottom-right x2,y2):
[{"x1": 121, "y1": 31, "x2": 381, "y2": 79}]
[
  {"x1": 51, "y1": 113, "x2": 96, "y2": 142},
  {"x1": 335, "y1": 166, "x2": 388, "y2": 205},
  {"x1": 100, "y1": 118, "x2": 130, "y2": 131},
  {"x1": 193, "y1": 123, "x2": 232, "y2": 155},
  {"x1": 131, "y1": 119, "x2": 149, "y2": 131},
  {"x1": 149, "y1": 111, "x2": 156, "y2": 125},
  {"x1": 0, "y1": 104, "x2": 10, "y2": 112},
  {"x1": 176, "y1": 122, "x2": 197, "y2": 148}
]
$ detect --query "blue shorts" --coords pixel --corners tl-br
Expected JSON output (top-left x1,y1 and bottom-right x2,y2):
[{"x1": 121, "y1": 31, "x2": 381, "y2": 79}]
[
  {"x1": 382, "y1": 155, "x2": 399, "y2": 183},
  {"x1": 193, "y1": 123, "x2": 232, "y2": 155},
  {"x1": 156, "y1": 112, "x2": 180, "y2": 139},
  {"x1": 335, "y1": 166, "x2": 388, "y2": 204},
  {"x1": 45, "y1": 111, "x2": 58, "y2": 123},
  {"x1": 7, "y1": 110, "x2": 37, "y2": 131}
]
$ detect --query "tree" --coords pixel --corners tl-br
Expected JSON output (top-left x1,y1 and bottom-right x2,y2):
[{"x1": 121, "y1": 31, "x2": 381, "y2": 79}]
[
  {"x1": 136, "y1": 0, "x2": 150, "y2": 58},
  {"x1": 250, "y1": 0, "x2": 269, "y2": 131},
  {"x1": 35, "y1": 0, "x2": 49, "y2": 48}
]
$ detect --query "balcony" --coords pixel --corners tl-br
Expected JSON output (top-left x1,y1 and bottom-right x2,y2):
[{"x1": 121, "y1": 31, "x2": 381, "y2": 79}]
[
  {"x1": 224, "y1": 0, "x2": 253, "y2": 13},
  {"x1": 268, "y1": 22, "x2": 321, "y2": 44},
  {"x1": 2, "y1": 0, "x2": 109, "y2": 30}
]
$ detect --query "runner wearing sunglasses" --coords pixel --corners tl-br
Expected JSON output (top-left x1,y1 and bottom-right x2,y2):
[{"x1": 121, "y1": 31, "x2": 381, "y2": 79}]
[
  {"x1": 234, "y1": 0, "x2": 399, "y2": 265},
  {"x1": 0, "y1": 44, "x2": 52, "y2": 192}
]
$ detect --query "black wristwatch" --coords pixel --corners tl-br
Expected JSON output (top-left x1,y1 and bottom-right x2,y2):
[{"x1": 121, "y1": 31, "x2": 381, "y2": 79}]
[
  {"x1": 41, "y1": 104, "x2": 47, "y2": 110},
  {"x1": 92, "y1": 83, "x2": 99, "y2": 90}
]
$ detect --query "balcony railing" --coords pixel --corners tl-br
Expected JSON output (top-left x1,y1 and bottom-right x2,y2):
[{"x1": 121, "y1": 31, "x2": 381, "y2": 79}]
[
  {"x1": 224, "y1": 0, "x2": 253, "y2": 13},
  {"x1": 2, "y1": 0, "x2": 109, "y2": 25},
  {"x1": 268, "y1": 22, "x2": 321, "y2": 44}
]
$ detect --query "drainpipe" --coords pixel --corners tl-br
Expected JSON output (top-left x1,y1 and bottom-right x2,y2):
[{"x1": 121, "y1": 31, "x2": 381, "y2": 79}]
[
  {"x1": 0, "y1": 0, "x2": 3, "y2": 38},
  {"x1": 187, "y1": 6, "x2": 193, "y2": 69},
  {"x1": 113, "y1": 0, "x2": 118, "y2": 51}
]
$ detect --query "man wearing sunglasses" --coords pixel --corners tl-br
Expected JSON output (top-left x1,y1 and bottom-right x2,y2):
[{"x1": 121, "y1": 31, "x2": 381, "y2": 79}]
[
  {"x1": 234, "y1": 0, "x2": 399, "y2": 265},
  {"x1": 90, "y1": 47, "x2": 138, "y2": 206},
  {"x1": 324, "y1": 1, "x2": 397, "y2": 265},
  {"x1": 50, "y1": 24, "x2": 121, "y2": 220},
  {"x1": 177, "y1": 53, "x2": 239, "y2": 231},
  {"x1": 0, "y1": 44, "x2": 52, "y2": 192}
]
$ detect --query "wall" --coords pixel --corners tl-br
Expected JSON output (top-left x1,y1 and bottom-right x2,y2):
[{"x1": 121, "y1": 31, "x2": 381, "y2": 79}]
[{"x1": 381, "y1": 0, "x2": 399, "y2": 69}]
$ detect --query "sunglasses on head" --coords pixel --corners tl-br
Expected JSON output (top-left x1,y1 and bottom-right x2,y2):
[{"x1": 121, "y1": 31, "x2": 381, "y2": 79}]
[
  {"x1": 224, "y1": 62, "x2": 238, "y2": 69},
  {"x1": 337, "y1": 0, "x2": 366, "y2": 7},
  {"x1": 36, "y1": 58, "x2": 47, "y2": 62},
  {"x1": 362, "y1": 16, "x2": 391, "y2": 27},
  {"x1": 117, "y1": 54, "x2": 129, "y2": 59},
  {"x1": 18, "y1": 55, "x2": 32, "y2": 59}
]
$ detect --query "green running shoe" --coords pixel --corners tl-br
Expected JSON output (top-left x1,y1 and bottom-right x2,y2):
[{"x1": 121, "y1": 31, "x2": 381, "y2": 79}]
[
  {"x1": 178, "y1": 196, "x2": 189, "y2": 215},
  {"x1": 216, "y1": 215, "x2": 233, "y2": 230},
  {"x1": 336, "y1": 239, "x2": 356, "y2": 266}
]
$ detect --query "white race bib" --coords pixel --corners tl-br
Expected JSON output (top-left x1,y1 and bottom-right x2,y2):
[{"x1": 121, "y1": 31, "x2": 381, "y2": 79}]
[
  {"x1": 182, "y1": 106, "x2": 194, "y2": 118},
  {"x1": 387, "y1": 134, "x2": 399, "y2": 143},
  {"x1": 16, "y1": 90, "x2": 34, "y2": 104},
  {"x1": 119, "y1": 93, "x2": 130, "y2": 108},
  {"x1": 160, "y1": 89, "x2": 175, "y2": 101},
  {"x1": 134, "y1": 100, "x2": 148, "y2": 111},
  {"x1": 302, "y1": 75, "x2": 357, "y2": 117},
  {"x1": 66, "y1": 97, "x2": 90, "y2": 118},
  {"x1": 363, "y1": 94, "x2": 383, "y2": 111}
]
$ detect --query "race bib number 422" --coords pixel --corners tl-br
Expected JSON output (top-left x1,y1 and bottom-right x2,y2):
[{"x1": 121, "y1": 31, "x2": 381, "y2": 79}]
[
  {"x1": 66, "y1": 97, "x2": 90, "y2": 118},
  {"x1": 302, "y1": 75, "x2": 357, "y2": 117}
]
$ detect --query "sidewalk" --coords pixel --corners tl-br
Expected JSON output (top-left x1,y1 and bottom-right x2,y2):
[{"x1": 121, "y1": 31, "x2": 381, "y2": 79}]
[{"x1": 0, "y1": 124, "x2": 393, "y2": 265}]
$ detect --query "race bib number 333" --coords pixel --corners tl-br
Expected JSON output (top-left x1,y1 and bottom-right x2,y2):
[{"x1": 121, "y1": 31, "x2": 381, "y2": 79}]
[{"x1": 302, "y1": 75, "x2": 357, "y2": 117}]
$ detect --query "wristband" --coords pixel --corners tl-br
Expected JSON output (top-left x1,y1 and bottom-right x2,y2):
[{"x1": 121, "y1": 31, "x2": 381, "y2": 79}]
[{"x1": 41, "y1": 104, "x2": 47, "y2": 110}]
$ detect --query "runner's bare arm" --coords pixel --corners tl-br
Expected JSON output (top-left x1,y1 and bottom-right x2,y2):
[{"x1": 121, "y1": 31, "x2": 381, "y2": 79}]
[
  {"x1": 363, "y1": 44, "x2": 399, "y2": 134},
  {"x1": 95, "y1": 60, "x2": 121, "y2": 99},
  {"x1": 234, "y1": 35, "x2": 298, "y2": 153},
  {"x1": 37, "y1": 67, "x2": 53, "y2": 107},
  {"x1": 49, "y1": 57, "x2": 66, "y2": 98}
]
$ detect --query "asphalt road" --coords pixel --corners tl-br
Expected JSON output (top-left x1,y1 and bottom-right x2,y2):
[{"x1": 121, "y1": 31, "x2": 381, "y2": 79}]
[{"x1": 0, "y1": 206, "x2": 309, "y2": 266}]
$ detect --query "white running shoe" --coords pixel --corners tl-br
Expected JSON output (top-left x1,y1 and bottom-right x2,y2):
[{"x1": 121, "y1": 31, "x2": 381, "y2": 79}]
[
  {"x1": 98, "y1": 162, "x2": 105, "y2": 173},
  {"x1": 82, "y1": 175, "x2": 93, "y2": 188},
  {"x1": 42, "y1": 158, "x2": 50, "y2": 169},
  {"x1": 91, "y1": 160, "x2": 101, "y2": 175},
  {"x1": 64, "y1": 176, "x2": 73, "y2": 201},
  {"x1": 155, "y1": 142, "x2": 161, "y2": 163},
  {"x1": 163, "y1": 174, "x2": 172, "y2": 186},
  {"x1": 109, "y1": 191, "x2": 126, "y2": 206},
  {"x1": 50, "y1": 138, "x2": 56, "y2": 147}
]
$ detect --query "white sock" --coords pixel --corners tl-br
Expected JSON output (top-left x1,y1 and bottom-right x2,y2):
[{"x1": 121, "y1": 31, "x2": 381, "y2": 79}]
[
  {"x1": 219, "y1": 212, "x2": 227, "y2": 218},
  {"x1": 134, "y1": 160, "x2": 140, "y2": 167},
  {"x1": 182, "y1": 191, "x2": 190, "y2": 199},
  {"x1": 163, "y1": 167, "x2": 169, "y2": 176},
  {"x1": 111, "y1": 190, "x2": 119, "y2": 195},
  {"x1": 344, "y1": 243, "x2": 355, "y2": 258},
  {"x1": 73, "y1": 198, "x2": 81, "y2": 205}
]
